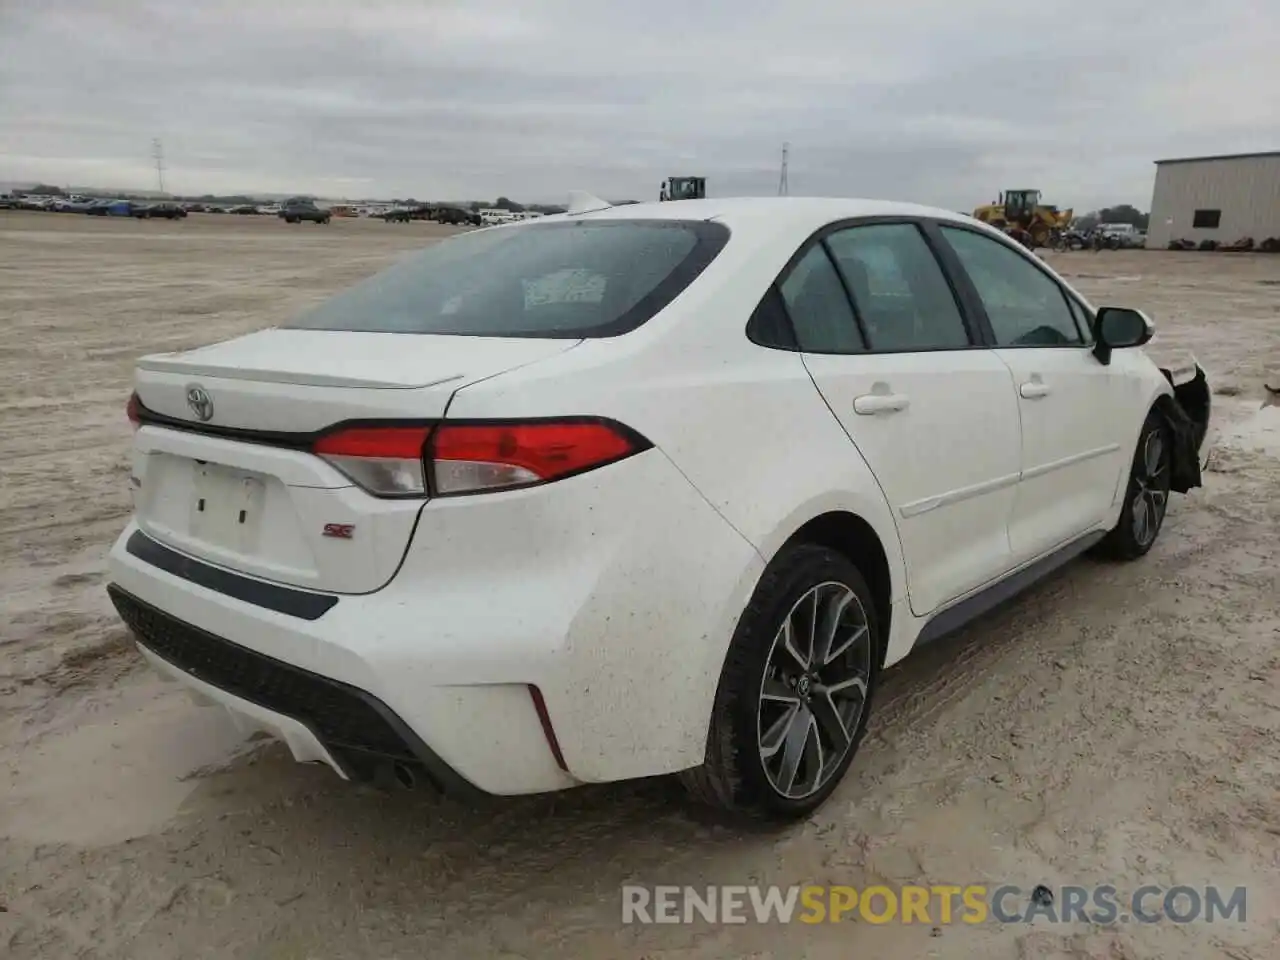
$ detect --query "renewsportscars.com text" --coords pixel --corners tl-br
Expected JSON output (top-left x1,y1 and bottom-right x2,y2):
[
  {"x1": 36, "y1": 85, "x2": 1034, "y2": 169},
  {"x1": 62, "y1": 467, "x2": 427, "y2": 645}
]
[{"x1": 621, "y1": 884, "x2": 1247, "y2": 925}]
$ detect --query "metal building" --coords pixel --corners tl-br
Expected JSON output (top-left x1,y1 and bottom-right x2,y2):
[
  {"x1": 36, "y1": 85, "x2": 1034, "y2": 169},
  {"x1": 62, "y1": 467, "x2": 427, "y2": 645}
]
[{"x1": 1146, "y1": 150, "x2": 1280, "y2": 249}]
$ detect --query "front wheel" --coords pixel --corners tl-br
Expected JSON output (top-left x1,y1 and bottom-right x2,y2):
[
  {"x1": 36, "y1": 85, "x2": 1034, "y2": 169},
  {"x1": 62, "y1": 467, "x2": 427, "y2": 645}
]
[
  {"x1": 1098, "y1": 410, "x2": 1172, "y2": 560},
  {"x1": 681, "y1": 544, "x2": 879, "y2": 821}
]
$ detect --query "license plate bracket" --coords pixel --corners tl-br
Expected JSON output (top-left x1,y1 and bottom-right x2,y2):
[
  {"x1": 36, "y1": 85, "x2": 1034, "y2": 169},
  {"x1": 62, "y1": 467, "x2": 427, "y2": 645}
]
[{"x1": 188, "y1": 463, "x2": 266, "y2": 554}]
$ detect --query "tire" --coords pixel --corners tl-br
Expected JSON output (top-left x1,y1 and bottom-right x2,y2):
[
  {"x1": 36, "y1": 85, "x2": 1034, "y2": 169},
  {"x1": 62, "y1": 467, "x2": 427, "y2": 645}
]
[
  {"x1": 1097, "y1": 410, "x2": 1172, "y2": 561},
  {"x1": 680, "y1": 543, "x2": 880, "y2": 821}
]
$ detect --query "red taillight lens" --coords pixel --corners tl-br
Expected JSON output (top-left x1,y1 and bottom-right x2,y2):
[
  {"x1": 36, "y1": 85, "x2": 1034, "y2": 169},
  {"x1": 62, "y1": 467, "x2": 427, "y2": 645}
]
[
  {"x1": 310, "y1": 419, "x2": 647, "y2": 498},
  {"x1": 126, "y1": 391, "x2": 141, "y2": 430},
  {"x1": 313, "y1": 425, "x2": 433, "y2": 497},
  {"x1": 430, "y1": 421, "x2": 643, "y2": 494}
]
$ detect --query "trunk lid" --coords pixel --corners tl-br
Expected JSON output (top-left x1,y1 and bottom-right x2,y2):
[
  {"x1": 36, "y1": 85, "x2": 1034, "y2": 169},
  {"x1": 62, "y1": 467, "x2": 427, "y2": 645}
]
[
  {"x1": 130, "y1": 329, "x2": 579, "y2": 594},
  {"x1": 135, "y1": 328, "x2": 578, "y2": 428}
]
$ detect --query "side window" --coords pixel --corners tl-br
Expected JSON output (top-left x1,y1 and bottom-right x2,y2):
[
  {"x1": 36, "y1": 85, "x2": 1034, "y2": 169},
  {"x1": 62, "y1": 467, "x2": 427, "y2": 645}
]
[
  {"x1": 746, "y1": 285, "x2": 797, "y2": 349},
  {"x1": 824, "y1": 224, "x2": 970, "y2": 351},
  {"x1": 779, "y1": 245, "x2": 863, "y2": 354},
  {"x1": 1065, "y1": 295, "x2": 1093, "y2": 343},
  {"x1": 940, "y1": 227, "x2": 1084, "y2": 347}
]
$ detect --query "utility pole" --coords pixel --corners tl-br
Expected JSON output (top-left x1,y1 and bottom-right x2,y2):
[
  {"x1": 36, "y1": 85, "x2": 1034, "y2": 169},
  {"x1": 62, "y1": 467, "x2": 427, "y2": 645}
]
[
  {"x1": 777, "y1": 142, "x2": 789, "y2": 197},
  {"x1": 152, "y1": 138, "x2": 166, "y2": 194}
]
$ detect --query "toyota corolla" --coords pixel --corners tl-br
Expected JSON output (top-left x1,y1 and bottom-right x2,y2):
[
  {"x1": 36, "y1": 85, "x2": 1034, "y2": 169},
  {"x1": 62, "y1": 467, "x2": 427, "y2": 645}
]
[{"x1": 107, "y1": 196, "x2": 1211, "y2": 820}]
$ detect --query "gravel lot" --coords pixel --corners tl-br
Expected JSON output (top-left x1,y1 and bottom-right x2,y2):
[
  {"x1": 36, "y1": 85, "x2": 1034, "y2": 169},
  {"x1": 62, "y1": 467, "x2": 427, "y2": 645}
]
[{"x1": 1, "y1": 211, "x2": 1277, "y2": 959}]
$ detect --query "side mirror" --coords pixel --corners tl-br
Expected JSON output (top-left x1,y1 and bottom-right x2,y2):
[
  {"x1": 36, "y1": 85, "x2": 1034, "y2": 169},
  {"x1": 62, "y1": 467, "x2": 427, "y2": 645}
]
[{"x1": 1093, "y1": 306, "x2": 1154, "y2": 365}]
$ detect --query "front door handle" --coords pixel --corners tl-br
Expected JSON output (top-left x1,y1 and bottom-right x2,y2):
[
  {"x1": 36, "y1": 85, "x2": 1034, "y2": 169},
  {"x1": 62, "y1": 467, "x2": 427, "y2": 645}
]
[
  {"x1": 853, "y1": 393, "x2": 910, "y2": 415},
  {"x1": 1019, "y1": 381, "x2": 1052, "y2": 399}
]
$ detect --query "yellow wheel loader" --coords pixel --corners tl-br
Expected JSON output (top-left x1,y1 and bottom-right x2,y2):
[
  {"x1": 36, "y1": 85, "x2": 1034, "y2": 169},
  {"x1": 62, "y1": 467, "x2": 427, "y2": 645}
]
[{"x1": 973, "y1": 189, "x2": 1073, "y2": 248}]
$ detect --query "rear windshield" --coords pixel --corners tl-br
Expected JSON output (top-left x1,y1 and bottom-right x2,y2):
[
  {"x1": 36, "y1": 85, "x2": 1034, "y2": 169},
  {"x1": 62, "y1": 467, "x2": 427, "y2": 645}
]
[{"x1": 285, "y1": 219, "x2": 729, "y2": 338}]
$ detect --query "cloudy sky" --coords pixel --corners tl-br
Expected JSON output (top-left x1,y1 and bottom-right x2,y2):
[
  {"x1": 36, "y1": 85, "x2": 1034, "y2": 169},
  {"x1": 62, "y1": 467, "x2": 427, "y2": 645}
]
[{"x1": 2, "y1": 0, "x2": 1277, "y2": 209}]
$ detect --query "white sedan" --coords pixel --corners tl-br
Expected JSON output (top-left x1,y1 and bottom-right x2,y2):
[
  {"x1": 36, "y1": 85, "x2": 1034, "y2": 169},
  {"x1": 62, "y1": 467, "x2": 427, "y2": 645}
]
[{"x1": 107, "y1": 196, "x2": 1211, "y2": 820}]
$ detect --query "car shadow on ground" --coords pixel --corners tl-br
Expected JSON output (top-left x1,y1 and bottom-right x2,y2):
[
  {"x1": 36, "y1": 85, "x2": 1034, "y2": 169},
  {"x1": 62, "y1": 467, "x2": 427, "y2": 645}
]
[{"x1": 166, "y1": 550, "x2": 1119, "y2": 921}]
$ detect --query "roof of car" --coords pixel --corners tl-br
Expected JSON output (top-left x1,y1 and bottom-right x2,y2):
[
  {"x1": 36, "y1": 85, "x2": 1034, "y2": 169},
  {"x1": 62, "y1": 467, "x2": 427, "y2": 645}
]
[{"x1": 561, "y1": 196, "x2": 980, "y2": 231}]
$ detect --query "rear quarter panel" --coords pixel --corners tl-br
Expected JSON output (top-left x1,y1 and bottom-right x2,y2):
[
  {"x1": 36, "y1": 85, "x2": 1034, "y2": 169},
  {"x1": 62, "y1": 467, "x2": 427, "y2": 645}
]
[
  {"x1": 444, "y1": 232, "x2": 910, "y2": 733},
  {"x1": 443, "y1": 228, "x2": 908, "y2": 600}
]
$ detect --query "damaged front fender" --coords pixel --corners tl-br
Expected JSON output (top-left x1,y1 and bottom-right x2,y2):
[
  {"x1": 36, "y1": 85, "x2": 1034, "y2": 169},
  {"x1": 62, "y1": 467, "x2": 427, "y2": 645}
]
[{"x1": 1157, "y1": 362, "x2": 1211, "y2": 493}]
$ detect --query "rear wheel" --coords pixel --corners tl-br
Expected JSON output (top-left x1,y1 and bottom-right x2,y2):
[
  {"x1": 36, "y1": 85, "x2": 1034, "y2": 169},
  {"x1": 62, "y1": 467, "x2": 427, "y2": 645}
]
[
  {"x1": 681, "y1": 544, "x2": 879, "y2": 821},
  {"x1": 1098, "y1": 410, "x2": 1172, "y2": 560}
]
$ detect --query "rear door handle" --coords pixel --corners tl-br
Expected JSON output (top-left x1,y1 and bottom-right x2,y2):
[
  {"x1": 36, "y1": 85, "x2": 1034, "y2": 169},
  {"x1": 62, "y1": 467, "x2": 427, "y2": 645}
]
[
  {"x1": 1019, "y1": 381, "x2": 1052, "y2": 399},
  {"x1": 853, "y1": 393, "x2": 910, "y2": 415}
]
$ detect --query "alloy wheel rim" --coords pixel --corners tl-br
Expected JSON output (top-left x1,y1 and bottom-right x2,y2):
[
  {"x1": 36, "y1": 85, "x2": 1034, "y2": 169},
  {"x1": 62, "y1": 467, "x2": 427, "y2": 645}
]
[
  {"x1": 1132, "y1": 429, "x2": 1169, "y2": 547},
  {"x1": 757, "y1": 582, "x2": 872, "y2": 800}
]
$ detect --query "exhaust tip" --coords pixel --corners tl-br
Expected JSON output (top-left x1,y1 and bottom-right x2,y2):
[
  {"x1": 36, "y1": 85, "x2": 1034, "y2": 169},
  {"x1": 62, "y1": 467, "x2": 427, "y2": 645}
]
[{"x1": 392, "y1": 762, "x2": 418, "y2": 789}]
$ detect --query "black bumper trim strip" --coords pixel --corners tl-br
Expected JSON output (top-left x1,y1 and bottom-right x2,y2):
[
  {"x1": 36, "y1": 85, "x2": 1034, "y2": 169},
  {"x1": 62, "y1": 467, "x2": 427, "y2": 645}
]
[
  {"x1": 125, "y1": 529, "x2": 338, "y2": 621},
  {"x1": 108, "y1": 584, "x2": 487, "y2": 799}
]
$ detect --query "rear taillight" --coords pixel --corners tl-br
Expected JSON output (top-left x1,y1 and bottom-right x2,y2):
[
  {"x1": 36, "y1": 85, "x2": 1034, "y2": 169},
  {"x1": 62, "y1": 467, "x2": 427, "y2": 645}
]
[
  {"x1": 126, "y1": 391, "x2": 141, "y2": 430},
  {"x1": 313, "y1": 425, "x2": 433, "y2": 497},
  {"x1": 431, "y1": 421, "x2": 643, "y2": 494},
  {"x1": 310, "y1": 419, "x2": 648, "y2": 498}
]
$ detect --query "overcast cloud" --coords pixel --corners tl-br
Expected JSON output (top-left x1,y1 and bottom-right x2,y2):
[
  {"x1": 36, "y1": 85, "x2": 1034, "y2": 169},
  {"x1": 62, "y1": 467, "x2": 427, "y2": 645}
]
[{"x1": 2, "y1": 0, "x2": 1278, "y2": 209}]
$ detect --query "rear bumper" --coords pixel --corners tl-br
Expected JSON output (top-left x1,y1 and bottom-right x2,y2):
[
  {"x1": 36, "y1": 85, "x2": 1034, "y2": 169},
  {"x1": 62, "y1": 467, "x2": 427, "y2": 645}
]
[
  {"x1": 106, "y1": 449, "x2": 764, "y2": 796},
  {"x1": 108, "y1": 584, "x2": 480, "y2": 796},
  {"x1": 107, "y1": 529, "x2": 580, "y2": 796}
]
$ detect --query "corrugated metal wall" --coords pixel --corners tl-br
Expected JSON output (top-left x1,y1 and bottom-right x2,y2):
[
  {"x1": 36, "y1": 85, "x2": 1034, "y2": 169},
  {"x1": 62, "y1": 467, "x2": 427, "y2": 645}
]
[{"x1": 1146, "y1": 154, "x2": 1280, "y2": 248}]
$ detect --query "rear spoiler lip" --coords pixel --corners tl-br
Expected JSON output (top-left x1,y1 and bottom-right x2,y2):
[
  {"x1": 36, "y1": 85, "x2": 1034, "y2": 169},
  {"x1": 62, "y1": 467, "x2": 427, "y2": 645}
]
[{"x1": 136, "y1": 353, "x2": 466, "y2": 391}]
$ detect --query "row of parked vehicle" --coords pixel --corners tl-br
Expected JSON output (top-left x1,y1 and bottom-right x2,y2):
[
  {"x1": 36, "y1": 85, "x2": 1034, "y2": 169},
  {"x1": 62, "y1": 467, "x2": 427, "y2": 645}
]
[
  {"x1": 0, "y1": 194, "x2": 191, "y2": 219},
  {"x1": 378, "y1": 203, "x2": 484, "y2": 225},
  {"x1": 1, "y1": 193, "x2": 491, "y2": 228},
  {"x1": 1051, "y1": 223, "x2": 1148, "y2": 251}
]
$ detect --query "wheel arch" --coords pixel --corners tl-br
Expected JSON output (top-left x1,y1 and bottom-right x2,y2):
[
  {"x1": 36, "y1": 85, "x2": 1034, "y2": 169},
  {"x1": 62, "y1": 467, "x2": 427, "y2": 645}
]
[
  {"x1": 1106, "y1": 378, "x2": 1167, "y2": 505},
  {"x1": 774, "y1": 509, "x2": 895, "y2": 665}
]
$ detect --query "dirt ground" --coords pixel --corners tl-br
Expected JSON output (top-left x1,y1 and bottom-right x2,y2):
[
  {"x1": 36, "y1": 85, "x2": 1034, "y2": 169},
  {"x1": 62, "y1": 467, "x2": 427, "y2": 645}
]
[{"x1": 1, "y1": 210, "x2": 1277, "y2": 960}]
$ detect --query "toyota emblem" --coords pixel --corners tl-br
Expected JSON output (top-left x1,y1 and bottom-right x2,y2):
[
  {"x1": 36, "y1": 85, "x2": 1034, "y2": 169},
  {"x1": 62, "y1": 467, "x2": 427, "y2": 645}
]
[{"x1": 185, "y1": 385, "x2": 214, "y2": 422}]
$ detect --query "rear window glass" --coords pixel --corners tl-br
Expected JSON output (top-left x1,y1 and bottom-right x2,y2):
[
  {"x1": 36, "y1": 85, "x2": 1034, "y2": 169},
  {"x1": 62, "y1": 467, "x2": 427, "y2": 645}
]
[{"x1": 285, "y1": 219, "x2": 729, "y2": 338}]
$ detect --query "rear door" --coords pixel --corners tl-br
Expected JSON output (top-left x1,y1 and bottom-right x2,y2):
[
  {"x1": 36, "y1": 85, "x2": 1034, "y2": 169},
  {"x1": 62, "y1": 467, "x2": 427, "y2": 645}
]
[
  {"x1": 935, "y1": 224, "x2": 1129, "y2": 563},
  {"x1": 790, "y1": 221, "x2": 1022, "y2": 616}
]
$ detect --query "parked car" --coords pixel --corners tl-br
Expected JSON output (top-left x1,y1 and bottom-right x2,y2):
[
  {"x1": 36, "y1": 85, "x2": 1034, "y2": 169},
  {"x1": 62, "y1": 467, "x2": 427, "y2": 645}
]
[
  {"x1": 1096, "y1": 223, "x2": 1146, "y2": 250},
  {"x1": 433, "y1": 205, "x2": 482, "y2": 226},
  {"x1": 229, "y1": 205, "x2": 262, "y2": 215},
  {"x1": 279, "y1": 198, "x2": 331, "y2": 224},
  {"x1": 84, "y1": 199, "x2": 135, "y2": 217},
  {"x1": 136, "y1": 202, "x2": 187, "y2": 220},
  {"x1": 381, "y1": 205, "x2": 433, "y2": 223},
  {"x1": 109, "y1": 197, "x2": 1210, "y2": 821}
]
